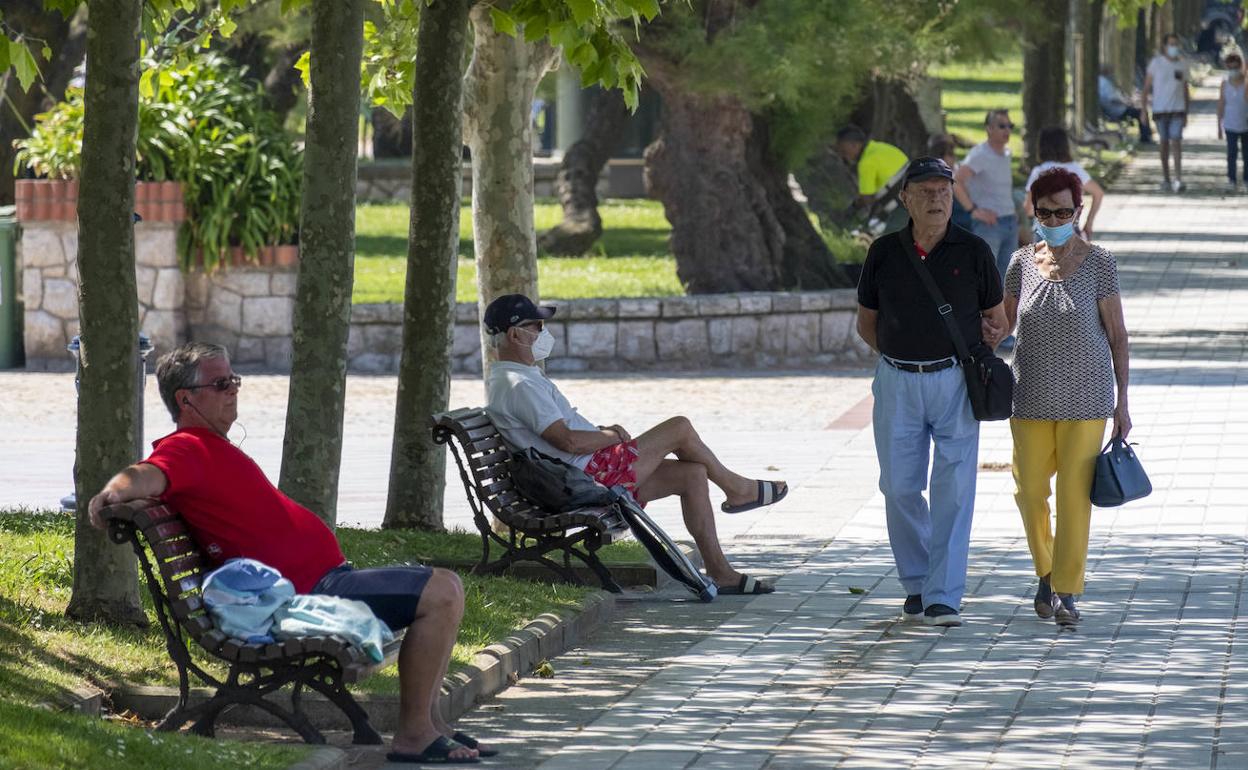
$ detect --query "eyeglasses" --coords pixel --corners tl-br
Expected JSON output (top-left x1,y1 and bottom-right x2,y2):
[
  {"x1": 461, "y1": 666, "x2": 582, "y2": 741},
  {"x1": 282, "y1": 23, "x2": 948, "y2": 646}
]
[
  {"x1": 995, "y1": 122, "x2": 1015, "y2": 130},
  {"x1": 185, "y1": 375, "x2": 242, "y2": 392},
  {"x1": 1035, "y1": 207, "x2": 1077, "y2": 221}
]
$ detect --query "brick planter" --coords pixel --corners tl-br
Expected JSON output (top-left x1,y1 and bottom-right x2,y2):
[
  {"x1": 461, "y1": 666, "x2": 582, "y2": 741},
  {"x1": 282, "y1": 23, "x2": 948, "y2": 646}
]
[{"x1": 15, "y1": 179, "x2": 186, "y2": 223}]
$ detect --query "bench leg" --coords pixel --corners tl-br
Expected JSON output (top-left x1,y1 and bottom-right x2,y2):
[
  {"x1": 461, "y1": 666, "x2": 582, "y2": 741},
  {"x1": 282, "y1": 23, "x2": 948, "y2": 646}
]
[{"x1": 304, "y1": 674, "x2": 383, "y2": 745}]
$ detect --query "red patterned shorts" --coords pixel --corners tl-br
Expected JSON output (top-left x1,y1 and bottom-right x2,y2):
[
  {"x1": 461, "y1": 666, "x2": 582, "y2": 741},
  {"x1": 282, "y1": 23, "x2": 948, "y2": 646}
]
[{"x1": 584, "y1": 440, "x2": 641, "y2": 501}]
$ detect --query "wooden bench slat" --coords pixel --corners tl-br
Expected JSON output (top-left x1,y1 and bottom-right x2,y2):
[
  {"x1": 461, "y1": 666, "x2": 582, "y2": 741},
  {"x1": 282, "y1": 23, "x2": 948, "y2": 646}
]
[
  {"x1": 218, "y1": 638, "x2": 245, "y2": 661},
  {"x1": 170, "y1": 595, "x2": 204, "y2": 619},
  {"x1": 151, "y1": 520, "x2": 190, "y2": 540},
  {"x1": 152, "y1": 535, "x2": 196, "y2": 562},
  {"x1": 448, "y1": 411, "x2": 492, "y2": 430},
  {"x1": 182, "y1": 614, "x2": 215, "y2": 639},
  {"x1": 134, "y1": 506, "x2": 178, "y2": 530},
  {"x1": 466, "y1": 435, "x2": 507, "y2": 454},
  {"x1": 462, "y1": 423, "x2": 500, "y2": 442},
  {"x1": 197, "y1": 629, "x2": 228, "y2": 654},
  {"x1": 160, "y1": 553, "x2": 202, "y2": 580}
]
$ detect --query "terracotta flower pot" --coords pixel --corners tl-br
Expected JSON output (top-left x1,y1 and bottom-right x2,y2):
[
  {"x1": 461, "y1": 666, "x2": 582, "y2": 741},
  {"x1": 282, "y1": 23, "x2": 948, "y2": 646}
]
[
  {"x1": 14, "y1": 180, "x2": 36, "y2": 221},
  {"x1": 31, "y1": 181, "x2": 55, "y2": 221},
  {"x1": 273, "y1": 245, "x2": 299, "y2": 267},
  {"x1": 63, "y1": 180, "x2": 79, "y2": 221}
]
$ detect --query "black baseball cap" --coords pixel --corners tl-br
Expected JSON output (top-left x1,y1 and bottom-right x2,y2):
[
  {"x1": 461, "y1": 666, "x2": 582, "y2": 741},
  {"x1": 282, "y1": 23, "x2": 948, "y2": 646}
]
[
  {"x1": 903, "y1": 156, "x2": 954, "y2": 186},
  {"x1": 483, "y1": 294, "x2": 556, "y2": 335}
]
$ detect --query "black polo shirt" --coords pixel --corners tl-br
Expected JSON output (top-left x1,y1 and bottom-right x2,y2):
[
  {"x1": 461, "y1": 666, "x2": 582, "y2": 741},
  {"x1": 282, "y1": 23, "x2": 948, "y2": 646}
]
[{"x1": 857, "y1": 223, "x2": 1003, "y2": 361}]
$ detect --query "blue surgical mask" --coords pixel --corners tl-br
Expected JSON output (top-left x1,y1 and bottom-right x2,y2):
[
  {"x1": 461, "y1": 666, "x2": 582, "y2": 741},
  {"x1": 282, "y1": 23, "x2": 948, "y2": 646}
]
[
  {"x1": 1166, "y1": 45, "x2": 1180, "y2": 58},
  {"x1": 1036, "y1": 221, "x2": 1076, "y2": 246}
]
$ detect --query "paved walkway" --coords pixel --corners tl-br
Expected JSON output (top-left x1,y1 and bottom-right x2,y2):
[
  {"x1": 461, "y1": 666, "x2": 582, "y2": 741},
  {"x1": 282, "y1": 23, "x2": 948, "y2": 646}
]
[{"x1": 2, "y1": 77, "x2": 1245, "y2": 768}]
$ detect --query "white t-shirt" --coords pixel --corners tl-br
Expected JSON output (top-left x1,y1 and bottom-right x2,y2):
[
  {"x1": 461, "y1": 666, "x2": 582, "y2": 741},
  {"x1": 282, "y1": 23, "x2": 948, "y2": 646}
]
[
  {"x1": 1025, "y1": 161, "x2": 1092, "y2": 193},
  {"x1": 1146, "y1": 55, "x2": 1188, "y2": 114},
  {"x1": 962, "y1": 141, "x2": 1015, "y2": 216},
  {"x1": 485, "y1": 361, "x2": 597, "y2": 469}
]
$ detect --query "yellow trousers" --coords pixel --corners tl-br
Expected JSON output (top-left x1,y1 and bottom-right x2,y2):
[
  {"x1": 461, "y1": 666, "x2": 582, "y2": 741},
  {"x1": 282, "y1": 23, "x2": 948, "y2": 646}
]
[{"x1": 1010, "y1": 418, "x2": 1106, "y2": 594}]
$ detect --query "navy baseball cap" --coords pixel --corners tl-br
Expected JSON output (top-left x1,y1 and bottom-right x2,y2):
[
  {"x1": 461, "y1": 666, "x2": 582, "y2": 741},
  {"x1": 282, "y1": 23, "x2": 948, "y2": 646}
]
[
  {"x1": 903, "y1": 156, "x2": 954, "y2": 186},
  {"x1": 483, "y1": 294, "x2": 556, "y2": 335}
]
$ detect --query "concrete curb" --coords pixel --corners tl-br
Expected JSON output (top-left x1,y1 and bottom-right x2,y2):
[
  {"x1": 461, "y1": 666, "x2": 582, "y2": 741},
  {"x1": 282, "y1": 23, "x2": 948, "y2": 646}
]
[
  {"x1": 108, "y1": 589, "x2": 618, "y2": 732},
  {"x1": 38, "y1": 685, "x2": 105, "y2": 717}
]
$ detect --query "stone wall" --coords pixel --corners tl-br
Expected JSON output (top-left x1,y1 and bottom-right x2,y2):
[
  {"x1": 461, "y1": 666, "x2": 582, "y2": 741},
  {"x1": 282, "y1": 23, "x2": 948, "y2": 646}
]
[
  {"x1": 19, "y1": 221, "x2": 185, "y2": 370},
  {"x1": 347, "y1": 291, "x2": 871, "y2": 375},
  {"x1": 184, "y1": 266, "x2": 297, "y2": 369}
]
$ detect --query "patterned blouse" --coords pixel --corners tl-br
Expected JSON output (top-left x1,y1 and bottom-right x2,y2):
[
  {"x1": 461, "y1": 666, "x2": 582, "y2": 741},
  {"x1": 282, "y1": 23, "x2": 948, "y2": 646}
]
[{"x1": 1005, "y1": 243, "x2": 1120, "y2": 420}]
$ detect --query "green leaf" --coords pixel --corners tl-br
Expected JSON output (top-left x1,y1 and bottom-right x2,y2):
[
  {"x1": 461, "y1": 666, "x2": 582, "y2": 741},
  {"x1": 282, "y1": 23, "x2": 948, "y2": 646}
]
[
  {"x1": 218, "y1": 16, "x2": 238, "y2": 39},
  {"x1": 139, "y1": 68, "x2": 157, "y2": 100},
  {"x1": 0, "y1": 40, "x2": 9, "y2": 75},
  {"x1": 566, "y1": 0, "x2": 596, "y2": 27},
  {"x1": 9, "y1": 40, "x2": 41, "y2": 92},
  {"x1": 489, "y1": 7, "x2": 518, "y2": 37},
  {"x1": 847, "y1": 586, "x2": 867, "y2": 595},
  {"x1": 41, "y1": 45, "x2": 52, "y2": 61},
  {"x1": 294, "y1": 50, "x2": 311, "y2": 88}
]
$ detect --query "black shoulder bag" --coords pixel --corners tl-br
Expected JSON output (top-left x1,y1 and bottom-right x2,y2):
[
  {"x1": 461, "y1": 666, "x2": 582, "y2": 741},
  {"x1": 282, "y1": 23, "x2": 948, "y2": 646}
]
[{"x1": 900, "y1": 238, "x2": 1014, "y2": 421}]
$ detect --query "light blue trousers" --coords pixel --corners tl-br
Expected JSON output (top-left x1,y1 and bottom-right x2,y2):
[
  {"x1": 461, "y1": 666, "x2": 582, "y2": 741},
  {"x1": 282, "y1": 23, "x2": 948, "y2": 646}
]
[{"x1": 872, "y1": 359, "x2": 980, "y2": 609}]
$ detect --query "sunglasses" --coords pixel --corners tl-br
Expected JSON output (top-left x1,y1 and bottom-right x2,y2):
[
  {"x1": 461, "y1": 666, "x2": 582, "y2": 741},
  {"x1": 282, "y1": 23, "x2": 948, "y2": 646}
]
[
  {"x1": 1035, "y1": 207, "x2": 1077, "y2": 221},
  {"x1": 185, "y1": 375, "x2": 243, "y2": 392},
  {"x1": 995, "y1": 122, "x2": 1015, "y2": 130}
]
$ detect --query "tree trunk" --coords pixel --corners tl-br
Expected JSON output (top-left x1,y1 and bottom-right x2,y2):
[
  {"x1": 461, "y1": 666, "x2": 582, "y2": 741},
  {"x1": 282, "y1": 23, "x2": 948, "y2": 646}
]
[
  {"x1": 642, "y1": 67, "x2": 846, "y2": 294},
  {"x1": 1022, "y1": 0, "x2": 1068, "y2": 165},
  {"x1": 278, "y1": 0, "x2": 364, "y2": 527},
  {"x1": 65, "y1": 0, "x2": 146, "y2": 627},
  {"x1": 537, "y1": 87, "x2": 629, "y2": 256},
  {"x1": 383, "y1": 0, "x2": 471, "y2": 531},
  {"x1": 0, "y1": 2, "x2": 89, "y2": 204},
  {"x1": 463, "y1": 3, "x2": 560, "y2": 376},
  {"x1": 1083, "y1": 0, "x2": 1104, "y2": 129},
  {"x1": 848, "y1": 77, "x2": 931, "y2": 158}
]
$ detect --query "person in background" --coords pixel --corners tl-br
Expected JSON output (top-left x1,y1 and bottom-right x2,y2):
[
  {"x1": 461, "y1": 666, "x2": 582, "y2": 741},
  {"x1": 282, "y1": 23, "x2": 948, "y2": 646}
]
[
  {"x1": 1023, "y1": 127, "x2": 1106, "y2": 241},
  {"x1": 1002, "y1": 168, "x2": 1131, "y2": 627},
  {"x1": 1216, "y1": 51, "x2": 1248, "y2": 193},
  {"x1": 928, "y1": 135, "x2": 973, "y2": 231},
  {"x1": 954, "y1": 110, "x2": 1017, "y2": 283},
  {"x1": 1098, "y1": 65, "x2": 1153, "y2": 144},
  {"x1": 1143, "y1": 33, "x2": 1192, "y2": 192},
  {"x1": 835, "y1": 125, "x2": 910, "y2": 209}
]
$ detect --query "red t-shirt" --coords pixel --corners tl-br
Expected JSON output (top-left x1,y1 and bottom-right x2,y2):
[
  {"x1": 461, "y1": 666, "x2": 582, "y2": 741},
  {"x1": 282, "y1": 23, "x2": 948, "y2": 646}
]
[{"x1": 143, "y1": 427, "x2": 345, "y2": 593}]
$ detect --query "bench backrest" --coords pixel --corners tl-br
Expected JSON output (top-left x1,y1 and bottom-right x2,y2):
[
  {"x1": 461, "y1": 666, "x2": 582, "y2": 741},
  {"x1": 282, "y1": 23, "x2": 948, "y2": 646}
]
[{"x1": 431, "y1": 407, "x2": 547, "y2": 530}]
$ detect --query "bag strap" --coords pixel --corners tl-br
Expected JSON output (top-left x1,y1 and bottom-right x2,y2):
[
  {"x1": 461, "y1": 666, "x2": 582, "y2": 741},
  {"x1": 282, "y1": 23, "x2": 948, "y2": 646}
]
[{"x1": 900, "y1": 235, "x2": 974, "y2": 363}]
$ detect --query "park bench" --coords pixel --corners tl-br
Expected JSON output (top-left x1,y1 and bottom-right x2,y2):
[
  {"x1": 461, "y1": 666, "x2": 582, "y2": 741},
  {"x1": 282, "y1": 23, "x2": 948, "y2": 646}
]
[
  {"x1": 431, "y1": 406, "x2": 630, "y2": 593},
  {"x1": 103, "y1": 500, "x2": 403, "y2": 744}
]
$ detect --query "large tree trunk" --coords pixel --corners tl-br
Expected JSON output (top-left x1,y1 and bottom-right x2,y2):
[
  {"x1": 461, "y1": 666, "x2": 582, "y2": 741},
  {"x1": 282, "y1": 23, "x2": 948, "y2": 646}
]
[
  {"x1": 463, "y1": 3, "x2": 560, "y2": 375},
  {"x1": 642, "y1": 66, "x2": 846, "y2": 294},
  {"x1": 383, "y1": 0, "x2": 471, "y2": 531},
  {"x1": 278, "y1": 0, "x2": 364, "y2": 527},
  {"x1": 848, "y1": 77, "x2": 931, "y2": 158},
  {"x1": 793, "y1": 145, "x2": 858, "y2": 231},
  {"x1": 537, "y1": 87, "x2": 629, "y2": 256},
  {"x1": 1071, "y1": 0, "x2": 1103, "y2": 132},
  {"x1": 0, "y1": 2, "x2": 89, "y2": 204},
  {"x1": 65, "y1": 0, "x2": 145, "y2": 627},
  {"x1": 1022, "y1": 0, "x2": 1068, "y2": 165}
]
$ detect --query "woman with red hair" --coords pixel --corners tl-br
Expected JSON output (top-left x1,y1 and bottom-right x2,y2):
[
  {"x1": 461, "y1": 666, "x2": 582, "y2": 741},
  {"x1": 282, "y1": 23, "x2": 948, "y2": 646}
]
[{"x1": 1003, "y1": 167, "x2": 1132, "y2": 627}]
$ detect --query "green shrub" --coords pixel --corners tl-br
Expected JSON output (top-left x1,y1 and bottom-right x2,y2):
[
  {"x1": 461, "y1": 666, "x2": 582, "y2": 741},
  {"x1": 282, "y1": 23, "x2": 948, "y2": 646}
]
[{"x1": 15, "y1": 53, "x2": 302, "y2": 271}]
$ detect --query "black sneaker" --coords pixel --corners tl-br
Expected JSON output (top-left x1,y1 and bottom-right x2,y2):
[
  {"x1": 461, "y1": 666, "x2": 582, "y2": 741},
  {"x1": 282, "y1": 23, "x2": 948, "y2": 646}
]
[
  {"x1": 924, "y1": 603, "x2": 962, "y2": 627},
  {"x1": 903, "y1": 594, "x2": 923, "y2": 621},
  {"x1": 1055, "y1": 594, "x2": 1080, "y2": 626},
  {"x1": 1034, "y1": 575, "x2": 1056, "y2": 619}
]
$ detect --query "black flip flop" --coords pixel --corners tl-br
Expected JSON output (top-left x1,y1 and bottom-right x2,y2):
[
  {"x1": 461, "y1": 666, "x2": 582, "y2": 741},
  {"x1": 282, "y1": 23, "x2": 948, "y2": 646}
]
[
  {"x1": 453, "y1": 731, "x2": 499, "y2": 758},
  {"x1": 721, "y1": 480, "x2": 788, "y2": 514},
  {"x1": 387, "y1": 735, "x2": 480, "y2": 764},
  {"x1": 716, "y1": 574, "x2": 775, "y2": 595}
]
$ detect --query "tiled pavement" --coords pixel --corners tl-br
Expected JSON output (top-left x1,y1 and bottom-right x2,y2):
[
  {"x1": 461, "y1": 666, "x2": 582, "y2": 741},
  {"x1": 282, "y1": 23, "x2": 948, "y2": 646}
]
[{"x1": 2, "y1": 76, "x2": 1246, "y2": 769}]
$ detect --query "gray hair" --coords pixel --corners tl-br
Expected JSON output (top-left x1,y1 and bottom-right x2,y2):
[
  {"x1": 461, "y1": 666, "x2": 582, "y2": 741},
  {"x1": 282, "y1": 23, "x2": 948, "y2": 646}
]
[{"x1": 155, "y1": 342, "x2": 228, "y2": 421}]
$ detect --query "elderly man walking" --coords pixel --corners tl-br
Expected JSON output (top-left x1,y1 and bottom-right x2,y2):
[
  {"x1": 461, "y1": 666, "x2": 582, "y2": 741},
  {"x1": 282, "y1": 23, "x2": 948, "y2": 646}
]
[
  {"x1": 857, "y1": 157, "x2": 1008, "y2": 627},
  {"x1": 482, "y1": 294, "x2": 786, "y2": 596},
  {"x1": 1143, "y1": 33, "x2": 1192, "y2": 192}
]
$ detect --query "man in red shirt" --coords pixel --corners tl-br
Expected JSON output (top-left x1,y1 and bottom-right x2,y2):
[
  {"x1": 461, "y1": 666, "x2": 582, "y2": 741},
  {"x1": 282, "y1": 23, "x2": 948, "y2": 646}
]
[{"x1": 88, "y1": 343, "x2": 484, "y2": 764}]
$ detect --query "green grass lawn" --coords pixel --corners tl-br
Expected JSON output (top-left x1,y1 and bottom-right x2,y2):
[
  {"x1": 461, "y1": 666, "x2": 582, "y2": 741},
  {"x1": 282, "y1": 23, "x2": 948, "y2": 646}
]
[
  {"x1": 935, "y1": 56, "x2": 1025, "y2": 160},
  {"x1": 0, "y1": 509, "x2": 649, "y2": 711},
  {"x1": 354, "y1": 199, "x2": 683, "y2": 304}
]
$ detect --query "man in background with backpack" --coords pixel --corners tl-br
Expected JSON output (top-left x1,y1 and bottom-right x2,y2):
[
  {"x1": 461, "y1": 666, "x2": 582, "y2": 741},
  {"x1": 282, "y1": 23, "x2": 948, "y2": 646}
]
[{"x1": 482, "y1": 294, "x2": 786, "y2": 595}]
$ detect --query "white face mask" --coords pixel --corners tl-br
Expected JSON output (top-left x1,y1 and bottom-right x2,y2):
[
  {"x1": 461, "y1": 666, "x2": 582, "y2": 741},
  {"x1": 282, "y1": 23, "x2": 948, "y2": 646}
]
[
  {"x1": 520, "y1": 327, "x2": 555, "y2": 361},
  {"x1": 1166, "y1": 45, "x2": 1180, "y2": 58}
]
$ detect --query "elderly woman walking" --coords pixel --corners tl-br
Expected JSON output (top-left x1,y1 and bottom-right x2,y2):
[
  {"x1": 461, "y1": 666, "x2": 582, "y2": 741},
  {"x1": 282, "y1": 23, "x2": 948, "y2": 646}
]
[{"x1": 1004, "y1": 168, "x2": 1131, "y2": 626}]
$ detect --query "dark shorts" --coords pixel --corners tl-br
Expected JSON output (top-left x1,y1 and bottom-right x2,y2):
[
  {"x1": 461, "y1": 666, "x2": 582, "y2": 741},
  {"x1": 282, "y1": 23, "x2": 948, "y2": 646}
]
[{"x1": 311, "y1": 563, "x2": 433, "y2": 631}]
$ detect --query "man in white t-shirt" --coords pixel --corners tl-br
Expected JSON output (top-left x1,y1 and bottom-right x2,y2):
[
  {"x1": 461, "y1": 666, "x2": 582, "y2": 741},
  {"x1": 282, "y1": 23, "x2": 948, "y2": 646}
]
[
  {"x1": 481, "y1": 294, "x2": 788, "y2": 595},
  {"x1": 953, "y1": 110, "x2": 1017, "y2": 284},
  {"x1": 1143, "y1": 33, "x2": 1192, "y2": 192}
]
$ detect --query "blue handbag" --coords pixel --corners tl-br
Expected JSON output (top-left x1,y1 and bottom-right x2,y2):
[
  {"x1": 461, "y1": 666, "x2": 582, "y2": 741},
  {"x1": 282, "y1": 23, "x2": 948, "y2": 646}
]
[{"x1": 1091, "y1": 436, "x2": 1152, "y2": 507}]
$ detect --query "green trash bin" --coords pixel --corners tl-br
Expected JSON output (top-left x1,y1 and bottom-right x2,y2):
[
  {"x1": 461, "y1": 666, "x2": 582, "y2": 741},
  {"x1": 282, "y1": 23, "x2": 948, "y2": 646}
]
[{"x1": 0, "y1": 205, "x2": 18, "y2": 369}]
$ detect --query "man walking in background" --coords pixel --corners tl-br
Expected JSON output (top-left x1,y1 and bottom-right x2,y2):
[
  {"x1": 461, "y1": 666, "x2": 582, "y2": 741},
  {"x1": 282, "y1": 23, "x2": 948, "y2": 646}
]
[{"x1": 1143, "y1": 33, "x2": 1192, "y2": 192}]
